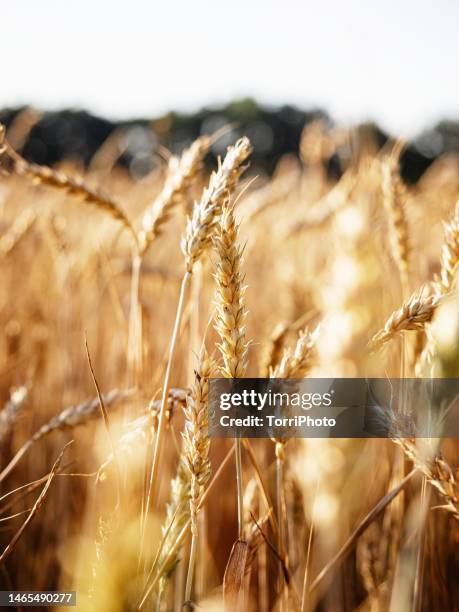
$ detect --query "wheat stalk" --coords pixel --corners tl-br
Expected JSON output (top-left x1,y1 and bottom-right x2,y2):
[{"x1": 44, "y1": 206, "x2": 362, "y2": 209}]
[
  {"x1": 139, "y1": 136, "x2": 210, "y2": 254},
  {"x1": 368, "y1": 287, "x2": 442, "y2": 353},
  {"x1": 144, "y1": 137, "x2": 252, "y2": 536},
  {"x1": 182, "y1": 349, "x2": 215, "y2": 607}
]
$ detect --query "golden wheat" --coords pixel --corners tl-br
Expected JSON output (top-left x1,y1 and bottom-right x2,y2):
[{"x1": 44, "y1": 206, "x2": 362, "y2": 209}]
[
  {"x1": 369, "y1": 287, "x2": 442, "y2": 352},
  {"x1": 182, "y1": 137, "x2": 252, "y2": 273},
  {"x1": 381, "y1": 156, "x2": 410, "y2": 290},
  {"x1": 139, "y1": 136, "x2": 210, "y2": 254}
]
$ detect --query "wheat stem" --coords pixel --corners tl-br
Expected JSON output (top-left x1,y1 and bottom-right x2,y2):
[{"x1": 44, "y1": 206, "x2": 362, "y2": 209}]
[
  {"x1": 143, "y1": 270, "x2": 190, "y2": 521},
  {"x1": 143, "y1": 139, "x2": 252, "y2": 538}
]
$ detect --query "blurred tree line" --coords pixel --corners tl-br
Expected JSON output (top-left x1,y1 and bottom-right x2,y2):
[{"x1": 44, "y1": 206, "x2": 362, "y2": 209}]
[{"x1": 1, "y1": 98, "x2": 458, "y2": 184}]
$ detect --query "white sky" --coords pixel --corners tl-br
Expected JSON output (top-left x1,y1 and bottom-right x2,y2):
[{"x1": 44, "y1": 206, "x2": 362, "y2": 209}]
[{"x1": 2, "y1": 0, "x2": 459, "y2": 137}]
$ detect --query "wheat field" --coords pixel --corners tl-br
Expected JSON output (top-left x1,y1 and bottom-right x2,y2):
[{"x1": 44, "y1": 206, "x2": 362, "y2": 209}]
[{"x1": 0, "y1": 118, "x2": 459, "y2": 611}]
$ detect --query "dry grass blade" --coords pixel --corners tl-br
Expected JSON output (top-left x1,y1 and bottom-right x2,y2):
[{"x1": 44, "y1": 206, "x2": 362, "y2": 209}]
[
  {"x1": 85, "y1": 338, "x2": 121, "y2": 505},
  {"x1": 0, "y1": 441, "x2": 71, "y2": 564},
  {"x1": 309, "y1": 469, "x2": 417, "y2": 594},
  {"x1": 368, "y1": 287, "x2": 442, "y2": 352},
  {"x1": 223, "y1": 539, "x2": 249, "y2": 609},
  {"x1": 244, "y1": 513, "x2": 270, "y2": 575},
  {"x1": 242, "y1": 439, "x2": 278, "y2": 536}
]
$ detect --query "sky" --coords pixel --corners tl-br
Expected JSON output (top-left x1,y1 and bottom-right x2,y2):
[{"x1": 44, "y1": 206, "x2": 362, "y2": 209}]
[{"x1": 2, "y1": 0, "x2": 459, "y2": 137}]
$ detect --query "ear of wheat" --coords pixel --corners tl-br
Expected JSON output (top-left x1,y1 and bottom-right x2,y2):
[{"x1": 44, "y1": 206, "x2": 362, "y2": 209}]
[
  {"x1": 182, "y1": 349, "x2": 215, "y2": 605},
  {"x1": 381, "y1": 156, "x2": 410, "y2": 291},
  {"x1": 182, "y1": 350, "x2": 215, "y2": 515},
  {"x1": 213, "y1": 205, "x2": 249, "y2": 378},
  {"x1": 2, "y1": 137, "x2": 138, "y2": 245},
  {"x1": 31, "y1": 388, "x2": 135, "y2": 442},
  {"x1": 415, "y1": 202, "x2": 459, "y2": 375},
  {"x1": 381, "y1": 157, "x2": 410, "y2": 291},
  {"x1": 395, "y1": 439, "x2": 459, "y2": 521},
  {"x1": 182, "y1": 137, "x2": 252, "y2": 273},
  {"x1": 368, "y1": 287, "x2": 442, "y2": 352},
  {"x1": 261, "y1": 322, "x2": 288, "y2": 377},
  {"x1": 271, "y1": 325, "x2": 320, "y2": 378},
  {"x1": 0, "y1": 389, "x2": 136, "y2": 484},
  {"x1": 432, "y1": 201, "x2": 459, "y2": 296},
  {"x1": 139, "y1": 136, "x2": 211, "y2": 254}
]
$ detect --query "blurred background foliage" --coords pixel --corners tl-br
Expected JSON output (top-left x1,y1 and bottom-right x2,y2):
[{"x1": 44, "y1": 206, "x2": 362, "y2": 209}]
[{"x1": 2, "y1": 98, "x2": 458, "y2": 184}]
